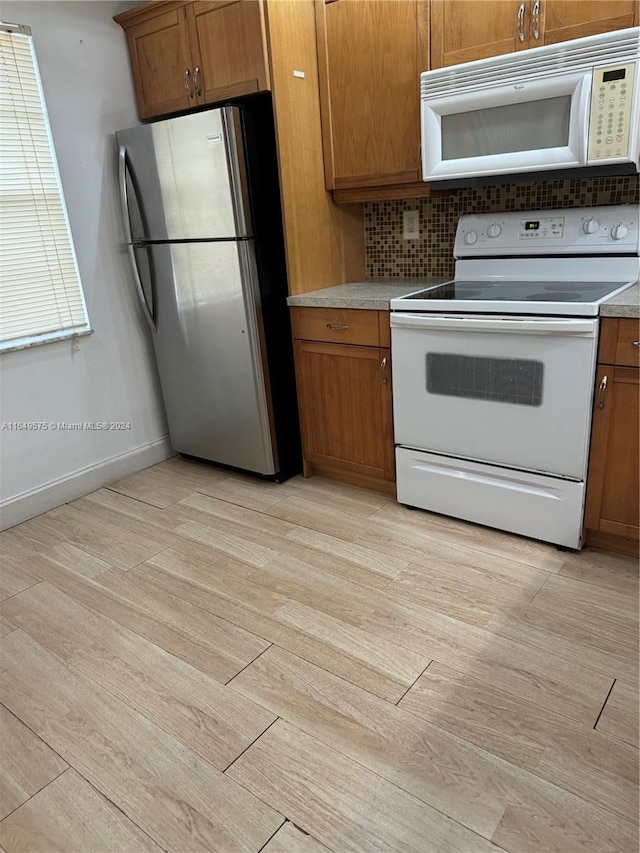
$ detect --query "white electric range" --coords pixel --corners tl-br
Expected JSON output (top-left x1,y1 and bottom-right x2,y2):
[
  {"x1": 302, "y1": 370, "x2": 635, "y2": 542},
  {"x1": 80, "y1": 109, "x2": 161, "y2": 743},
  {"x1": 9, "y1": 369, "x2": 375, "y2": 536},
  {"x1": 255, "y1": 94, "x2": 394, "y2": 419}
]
[{"x1": 390, "y1": 204, "x2": 639, "y2": 549}]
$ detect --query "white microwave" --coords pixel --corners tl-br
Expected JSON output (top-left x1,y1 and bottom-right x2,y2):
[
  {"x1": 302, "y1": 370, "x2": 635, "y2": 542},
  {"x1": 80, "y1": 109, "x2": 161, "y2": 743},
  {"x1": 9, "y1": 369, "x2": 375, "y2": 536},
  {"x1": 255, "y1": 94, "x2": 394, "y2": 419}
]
[{"x1": 421, "y1": 27, "x2": 640, "y2": 183}]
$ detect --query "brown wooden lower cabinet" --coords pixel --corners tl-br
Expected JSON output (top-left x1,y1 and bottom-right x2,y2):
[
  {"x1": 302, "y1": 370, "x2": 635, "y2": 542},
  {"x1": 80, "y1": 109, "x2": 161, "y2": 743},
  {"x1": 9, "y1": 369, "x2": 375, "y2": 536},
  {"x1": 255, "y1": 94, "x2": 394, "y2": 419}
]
[
  {"x1": 585, "y1": 319, "x2": 640, "y2": 556},
  {"x1": 292, "y1": 308, "x2": 395, "y2": 494}
]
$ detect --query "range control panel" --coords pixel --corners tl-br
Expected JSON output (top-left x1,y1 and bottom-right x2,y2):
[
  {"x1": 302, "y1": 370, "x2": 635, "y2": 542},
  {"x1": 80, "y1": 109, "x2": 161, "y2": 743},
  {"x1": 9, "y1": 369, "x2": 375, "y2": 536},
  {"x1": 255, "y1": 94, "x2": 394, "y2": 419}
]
[
  {"x1": 455, "y1": 205, "x2": 639, "y2": 257},
  {"x1": 518, "y1": 217, "x2": 565, "y2": 239}
]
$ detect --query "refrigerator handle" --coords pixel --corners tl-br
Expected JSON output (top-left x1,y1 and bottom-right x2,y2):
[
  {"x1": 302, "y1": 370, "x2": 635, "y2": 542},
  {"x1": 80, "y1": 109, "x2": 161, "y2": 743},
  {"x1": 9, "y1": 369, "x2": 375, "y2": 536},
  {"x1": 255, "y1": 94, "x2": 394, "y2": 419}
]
[
  {"x1": 221, "y1": 107, "x2": 252, "y2": 238},
  {"x1": 118, "y1": 145, "x2": 156, "y2": 332}
]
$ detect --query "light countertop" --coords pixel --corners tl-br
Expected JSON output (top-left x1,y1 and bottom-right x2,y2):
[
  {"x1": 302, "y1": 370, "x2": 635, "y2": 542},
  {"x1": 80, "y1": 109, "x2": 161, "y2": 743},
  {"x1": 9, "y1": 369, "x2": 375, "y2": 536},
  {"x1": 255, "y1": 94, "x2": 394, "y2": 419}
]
[
  {"x1": 287, "y1": 279, "x2": 448, "y2": 311},
  {"x1": 599, "y1": 283, "x2": 639, "y2": 318},
  {"x1": 288, "y1": 279, "x2": 640, "y2": 318}
]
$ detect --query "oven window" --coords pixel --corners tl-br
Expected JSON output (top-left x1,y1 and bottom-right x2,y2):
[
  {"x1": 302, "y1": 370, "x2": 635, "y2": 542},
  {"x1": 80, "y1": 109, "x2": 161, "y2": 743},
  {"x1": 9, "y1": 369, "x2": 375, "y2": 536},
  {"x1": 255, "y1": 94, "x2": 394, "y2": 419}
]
[
  {"x1": 441, "y1": 96, "x2": 570, "y2": 160},
  {"x1": 427, "y1": 353, "x2": 544, "y2": 406}
]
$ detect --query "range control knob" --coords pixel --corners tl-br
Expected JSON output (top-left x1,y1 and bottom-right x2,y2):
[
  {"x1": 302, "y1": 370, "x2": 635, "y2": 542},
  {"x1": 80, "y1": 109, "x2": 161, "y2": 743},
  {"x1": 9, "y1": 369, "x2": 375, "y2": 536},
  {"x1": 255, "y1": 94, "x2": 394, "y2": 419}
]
[
  {"x1": 487, "y1": 223, "x2": 502, "y2": 238},
  {"x1": 464, "y1": 230, "x2": 478, "y2": 245},
  {"x1": 611, "y1": 223, "x2": 628, "y2": 240},
  {"x1": 583, "y1": 217, "x2": 600, "y2": 234}
]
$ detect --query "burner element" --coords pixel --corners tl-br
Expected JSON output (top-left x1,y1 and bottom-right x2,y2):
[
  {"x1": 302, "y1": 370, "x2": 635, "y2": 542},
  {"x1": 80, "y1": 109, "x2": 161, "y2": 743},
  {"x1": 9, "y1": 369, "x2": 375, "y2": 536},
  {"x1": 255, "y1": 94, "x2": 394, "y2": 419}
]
[{"x1": 528, "y1": 292, "x2": 582, "y2": 301}]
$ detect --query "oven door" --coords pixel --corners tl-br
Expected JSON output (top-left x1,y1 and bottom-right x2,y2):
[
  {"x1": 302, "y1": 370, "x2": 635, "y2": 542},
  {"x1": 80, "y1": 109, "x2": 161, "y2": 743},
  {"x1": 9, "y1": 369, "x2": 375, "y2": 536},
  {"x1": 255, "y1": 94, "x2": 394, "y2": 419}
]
[
  {"x1": 422, "y1": 71, "x2": 591, "y2": 181},
  {"x1": 391, "y1": 313, "x2": 599, "y2": 480}
]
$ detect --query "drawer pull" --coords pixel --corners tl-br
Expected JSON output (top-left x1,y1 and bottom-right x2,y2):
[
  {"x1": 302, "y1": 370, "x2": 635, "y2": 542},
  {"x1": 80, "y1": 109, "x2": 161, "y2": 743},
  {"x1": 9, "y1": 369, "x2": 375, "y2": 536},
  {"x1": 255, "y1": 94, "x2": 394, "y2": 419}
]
[
  {"x1": 326, "y1": 323, "x2": 349, "y2": 331},
  {"x1": 632, "y1": 341, "x2": 640, "y2": 347},
  {"x1": 597, "y1": 375, "x2": 608, "y2": 410}
]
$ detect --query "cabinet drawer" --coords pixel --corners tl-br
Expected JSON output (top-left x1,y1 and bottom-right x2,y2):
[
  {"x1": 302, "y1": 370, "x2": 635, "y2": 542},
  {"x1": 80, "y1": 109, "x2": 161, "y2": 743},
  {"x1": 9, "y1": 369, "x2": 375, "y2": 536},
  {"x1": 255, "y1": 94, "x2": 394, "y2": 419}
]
[
  {"x1": 291, "y1": 307, "x2": 380, "y2": 346},
  {"x1": 615, "y1": 319, "x2": 640, "y2": 367}
]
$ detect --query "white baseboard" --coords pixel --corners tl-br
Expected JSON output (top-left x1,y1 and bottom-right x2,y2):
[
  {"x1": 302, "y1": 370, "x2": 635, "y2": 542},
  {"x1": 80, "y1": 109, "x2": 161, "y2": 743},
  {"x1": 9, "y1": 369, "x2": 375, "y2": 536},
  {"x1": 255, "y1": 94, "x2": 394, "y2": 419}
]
[{"x1": 0, "y1": 435, "x2": 173, "y2": 531}]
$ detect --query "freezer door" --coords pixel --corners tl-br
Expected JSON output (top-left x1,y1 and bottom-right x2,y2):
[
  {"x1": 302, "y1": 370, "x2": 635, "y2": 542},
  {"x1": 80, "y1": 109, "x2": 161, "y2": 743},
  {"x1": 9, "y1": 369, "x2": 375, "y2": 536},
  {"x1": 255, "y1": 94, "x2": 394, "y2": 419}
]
[
  {"x1": 115, "y1": 107, "x2": 252, "y2": 241},
  {"x1": 147, "y1": 240, "x2": 277, "y2": 474}
]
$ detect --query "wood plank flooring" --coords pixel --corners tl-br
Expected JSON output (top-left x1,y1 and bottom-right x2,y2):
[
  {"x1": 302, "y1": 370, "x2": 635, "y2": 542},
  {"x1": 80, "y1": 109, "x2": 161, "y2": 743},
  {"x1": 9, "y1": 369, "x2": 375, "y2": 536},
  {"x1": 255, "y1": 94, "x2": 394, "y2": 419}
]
[
  {"x1": 0, "y1": 769, "x2": 160, "y2": 852},
  {"x1": 0, "y1": 706, "x2": 67, "y2": 821},
  {"x1": 0, "y1": 456, "x2": 638, "y2": 852}
]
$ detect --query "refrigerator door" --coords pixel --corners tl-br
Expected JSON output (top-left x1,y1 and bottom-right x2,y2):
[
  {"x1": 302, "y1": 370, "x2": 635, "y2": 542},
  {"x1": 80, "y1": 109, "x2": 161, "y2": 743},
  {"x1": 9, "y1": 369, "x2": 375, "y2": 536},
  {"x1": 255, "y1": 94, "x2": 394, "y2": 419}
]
[
  {"x1": 147, "y1": 240, "x2": 277, "y2": 474},
  {"x1": 115, "y1": 107, "x2": 252, "y2": 241}
]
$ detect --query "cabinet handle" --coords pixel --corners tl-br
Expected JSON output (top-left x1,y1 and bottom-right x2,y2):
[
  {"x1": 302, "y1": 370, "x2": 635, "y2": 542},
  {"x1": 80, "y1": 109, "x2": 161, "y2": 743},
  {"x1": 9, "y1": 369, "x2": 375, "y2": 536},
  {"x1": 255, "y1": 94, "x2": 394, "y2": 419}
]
[
  {"x1": 531, "y1": 0, "x2": 540, "y2": 39},
  {"x1": 380, "y1": 356, "x2": 388, "y2": 384},
  {"x1": 597, "y1": 374, "x2": 608, "y2": 409},
  {"x1": 632, "y1": 341, "x2": 640, "y2": 347},
  {"x1": 194, "y1": 66, "x2": 202, "y2": 97},
  {"x1": 184, "y1": 68, "x2": 194, "y2": 99},
  {"x1": 517, "y1": 3, "x2": 525, "y2": 42},
  {"x1": 326, "y1": 323, "x2": 349, "y2": 330}
]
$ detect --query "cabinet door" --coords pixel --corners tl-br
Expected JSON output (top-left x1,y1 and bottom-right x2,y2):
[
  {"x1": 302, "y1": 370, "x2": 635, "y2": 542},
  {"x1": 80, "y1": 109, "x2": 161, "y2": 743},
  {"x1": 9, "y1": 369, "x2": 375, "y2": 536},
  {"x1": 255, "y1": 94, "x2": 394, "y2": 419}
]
[
  {"x1": 539, "y1": 0, "x2": 639, "y2": 46},
  {"x1": 294, "y1": 341, "x2": 395, "y2": 484},
  {"x1": 187, "y1": 1, "x2": 270, "y2": 104},
  {"x1": 586, "y1": 365, "x2": 639, "y2": 543},
  {"x1": 431, "y1": 0, "x2": 531, "y2": 69},
  {"x1": 316, "y1": 0, "x2": 429, "y2": 189},
  {"x1": 125, "y1": 7, "x2": 196, "y2": 120}
]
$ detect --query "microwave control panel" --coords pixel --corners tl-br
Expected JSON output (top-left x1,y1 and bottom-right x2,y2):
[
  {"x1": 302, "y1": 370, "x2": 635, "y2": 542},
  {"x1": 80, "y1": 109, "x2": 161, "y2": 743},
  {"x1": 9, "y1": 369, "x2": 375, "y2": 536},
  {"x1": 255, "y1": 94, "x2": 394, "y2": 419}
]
[{"x1": 588, "y1": 63, "x2": 634, "y2": 161}]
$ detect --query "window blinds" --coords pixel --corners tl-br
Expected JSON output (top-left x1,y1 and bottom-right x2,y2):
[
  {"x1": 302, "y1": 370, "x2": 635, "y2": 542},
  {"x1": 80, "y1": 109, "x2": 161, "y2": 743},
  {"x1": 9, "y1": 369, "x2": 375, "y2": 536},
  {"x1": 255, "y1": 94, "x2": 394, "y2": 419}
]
[{"x1": 0, "y1": 26, "x2": 90, "y2": 351}]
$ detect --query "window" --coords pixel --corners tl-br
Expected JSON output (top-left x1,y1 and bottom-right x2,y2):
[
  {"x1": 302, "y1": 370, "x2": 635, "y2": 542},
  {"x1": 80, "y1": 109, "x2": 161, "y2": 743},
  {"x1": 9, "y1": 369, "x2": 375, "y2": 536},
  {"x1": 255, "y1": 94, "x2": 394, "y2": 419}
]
[
  {"x1": 0, "y1": 24, "x2": 90, "y2": 352},
  {"x1": 426, "y1": 353, "x2": 544, "y2": 407}
]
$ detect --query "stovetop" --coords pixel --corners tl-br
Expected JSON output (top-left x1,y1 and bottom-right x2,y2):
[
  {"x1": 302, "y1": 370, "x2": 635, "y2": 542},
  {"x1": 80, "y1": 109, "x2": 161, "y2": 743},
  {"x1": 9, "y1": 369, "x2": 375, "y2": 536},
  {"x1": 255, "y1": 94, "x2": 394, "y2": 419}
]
[
  {"x1": 405, "y1": 279, "x2": 630, "y2": 304},
  {"x1": 391, "y1": 205, "x2": 639, "y2": 317},
  {"x1": 392, "y1": 277, "x2": 637, "y2": 316},
  {"x1": 404, "y1": 281, "x2": 632, "y2": 302}
]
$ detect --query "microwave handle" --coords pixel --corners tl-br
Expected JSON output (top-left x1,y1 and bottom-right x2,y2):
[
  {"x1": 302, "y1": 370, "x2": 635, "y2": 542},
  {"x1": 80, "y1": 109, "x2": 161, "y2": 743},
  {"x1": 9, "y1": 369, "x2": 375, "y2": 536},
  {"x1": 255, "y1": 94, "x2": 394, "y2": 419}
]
[{"x1": 576, "y1": 73, "x2": 592, "y2": 164}]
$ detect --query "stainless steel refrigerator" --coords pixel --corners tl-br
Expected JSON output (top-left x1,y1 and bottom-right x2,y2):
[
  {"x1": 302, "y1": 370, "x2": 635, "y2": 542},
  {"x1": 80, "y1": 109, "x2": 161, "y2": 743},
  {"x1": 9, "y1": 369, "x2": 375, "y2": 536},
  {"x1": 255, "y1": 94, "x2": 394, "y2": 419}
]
[{"x1": 116, "y1": 101, "x2": 300, "y2": 479}]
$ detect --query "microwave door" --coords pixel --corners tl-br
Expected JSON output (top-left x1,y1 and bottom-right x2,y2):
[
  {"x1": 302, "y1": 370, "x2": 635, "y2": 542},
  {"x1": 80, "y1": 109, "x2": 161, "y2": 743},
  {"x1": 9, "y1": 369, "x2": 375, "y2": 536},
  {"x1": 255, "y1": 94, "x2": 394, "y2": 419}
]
[{"x1": 422, "y1": 71, "x2": 591, "y2": 181}]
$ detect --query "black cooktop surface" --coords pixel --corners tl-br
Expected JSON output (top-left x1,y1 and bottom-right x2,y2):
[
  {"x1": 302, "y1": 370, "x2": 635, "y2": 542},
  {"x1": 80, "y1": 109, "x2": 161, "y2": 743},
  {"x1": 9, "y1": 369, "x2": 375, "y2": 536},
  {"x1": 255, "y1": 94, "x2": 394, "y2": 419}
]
[{"x1": 407, "y1": 280, "x2": 626, "y2": 303}]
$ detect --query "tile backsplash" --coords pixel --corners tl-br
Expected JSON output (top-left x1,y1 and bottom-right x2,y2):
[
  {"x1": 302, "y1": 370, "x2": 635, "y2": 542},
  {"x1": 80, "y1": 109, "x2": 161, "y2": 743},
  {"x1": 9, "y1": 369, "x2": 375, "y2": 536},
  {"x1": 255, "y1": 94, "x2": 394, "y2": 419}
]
[{"x1": 365, "y1": 176, "x2": 639, "y2": 279}]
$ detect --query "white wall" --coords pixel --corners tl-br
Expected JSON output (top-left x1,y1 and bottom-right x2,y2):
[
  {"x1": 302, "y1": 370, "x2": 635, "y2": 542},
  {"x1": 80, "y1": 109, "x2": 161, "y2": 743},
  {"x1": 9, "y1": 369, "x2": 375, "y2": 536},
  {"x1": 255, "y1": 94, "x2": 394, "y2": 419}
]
[{"x1": 0, "y1": 1, "x2": 170, "y2": 529}]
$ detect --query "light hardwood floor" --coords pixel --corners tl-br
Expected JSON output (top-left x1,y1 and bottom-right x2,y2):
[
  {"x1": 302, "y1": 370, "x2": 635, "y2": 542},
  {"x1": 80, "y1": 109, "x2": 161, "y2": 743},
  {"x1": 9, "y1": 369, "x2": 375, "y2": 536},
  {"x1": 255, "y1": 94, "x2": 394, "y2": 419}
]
[{"x1": 0, "y1": 456, "x2": 638, "y2": 852}]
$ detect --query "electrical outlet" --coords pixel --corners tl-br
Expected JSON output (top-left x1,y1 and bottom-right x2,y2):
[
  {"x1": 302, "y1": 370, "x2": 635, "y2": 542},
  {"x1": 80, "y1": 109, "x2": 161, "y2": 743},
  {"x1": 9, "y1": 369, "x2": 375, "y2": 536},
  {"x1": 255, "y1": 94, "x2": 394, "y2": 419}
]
[{"x1": 403, "y1": 210, "x2": 420, "y2": 240}]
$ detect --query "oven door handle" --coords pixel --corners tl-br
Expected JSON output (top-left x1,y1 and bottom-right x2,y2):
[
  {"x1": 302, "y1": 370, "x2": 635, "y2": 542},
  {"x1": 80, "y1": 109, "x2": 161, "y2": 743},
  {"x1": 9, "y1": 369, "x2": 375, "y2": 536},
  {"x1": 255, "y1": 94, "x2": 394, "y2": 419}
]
[{"x1": 390, "y1": 313, "x2": 598, "y2": 336}]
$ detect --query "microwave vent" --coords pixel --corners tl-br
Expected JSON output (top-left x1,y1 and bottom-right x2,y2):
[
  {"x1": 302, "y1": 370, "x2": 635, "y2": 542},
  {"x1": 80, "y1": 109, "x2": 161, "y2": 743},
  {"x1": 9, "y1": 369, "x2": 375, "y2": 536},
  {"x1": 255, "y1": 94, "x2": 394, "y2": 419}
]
[{"x1": 421, "y1": 27, "x2": 640, "y2": 98}]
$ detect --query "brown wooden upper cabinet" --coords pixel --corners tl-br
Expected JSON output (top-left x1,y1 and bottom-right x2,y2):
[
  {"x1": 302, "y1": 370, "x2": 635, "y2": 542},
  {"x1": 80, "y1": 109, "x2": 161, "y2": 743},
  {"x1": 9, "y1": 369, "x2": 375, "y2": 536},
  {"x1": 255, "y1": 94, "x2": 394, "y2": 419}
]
[
  {"x1": 431, "y1": 0, "x2": 639, "y2": 68},
  {"x1": 115, "y1": 1, "x2": 270, "y2": 121},
  {"x1": 117, "y1": 6, "x2": 196, "y2": 119},
  {"x1": 539, "y1": 0, "x2": 639, "y2": 46},
  {"x1": 186, "y1": 1, "x2": 270, "y2": 103},
  {"x1": 431, "y1": 0, "x2": 531, "y2": 68},
  {"x1": 315, "y1": 0, "x2": 429, "y2": 190}
]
